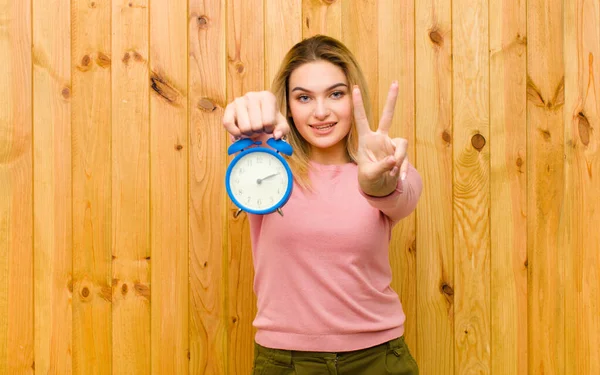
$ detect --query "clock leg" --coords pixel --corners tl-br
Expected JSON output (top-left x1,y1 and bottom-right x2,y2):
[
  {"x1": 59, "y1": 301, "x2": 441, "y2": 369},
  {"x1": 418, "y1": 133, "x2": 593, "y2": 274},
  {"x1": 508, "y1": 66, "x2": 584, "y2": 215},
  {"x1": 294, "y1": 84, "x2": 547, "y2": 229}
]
[
  {"x1": 234, "y1": 208, "x2": 243, "y2": 218},
  {"x1": 277, "y1": 208, "x2": 284, "y2": 217}
]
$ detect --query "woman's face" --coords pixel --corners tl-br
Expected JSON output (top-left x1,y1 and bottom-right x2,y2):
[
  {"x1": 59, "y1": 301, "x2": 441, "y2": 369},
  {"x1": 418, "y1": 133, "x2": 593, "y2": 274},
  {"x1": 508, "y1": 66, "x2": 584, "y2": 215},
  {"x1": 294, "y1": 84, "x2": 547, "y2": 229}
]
[{"x1": 288, "y1": 60, "x2": 353, "y2": 162}]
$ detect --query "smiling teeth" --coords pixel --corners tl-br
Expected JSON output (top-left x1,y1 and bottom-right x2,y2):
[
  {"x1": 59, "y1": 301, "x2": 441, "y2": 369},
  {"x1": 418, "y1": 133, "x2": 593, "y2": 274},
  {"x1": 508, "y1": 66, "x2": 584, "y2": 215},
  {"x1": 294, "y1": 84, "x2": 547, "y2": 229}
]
[{"x1": 314, "y1": 124, "x2": 334, "y2": 129}]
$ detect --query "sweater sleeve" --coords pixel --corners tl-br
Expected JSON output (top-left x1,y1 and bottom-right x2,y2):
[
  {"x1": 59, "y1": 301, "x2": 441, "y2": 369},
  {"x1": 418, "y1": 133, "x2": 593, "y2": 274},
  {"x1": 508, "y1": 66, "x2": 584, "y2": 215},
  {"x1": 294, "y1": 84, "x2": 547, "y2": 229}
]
[{"x1": 359, "y1": 163, "x2": 423, "y2": 224}]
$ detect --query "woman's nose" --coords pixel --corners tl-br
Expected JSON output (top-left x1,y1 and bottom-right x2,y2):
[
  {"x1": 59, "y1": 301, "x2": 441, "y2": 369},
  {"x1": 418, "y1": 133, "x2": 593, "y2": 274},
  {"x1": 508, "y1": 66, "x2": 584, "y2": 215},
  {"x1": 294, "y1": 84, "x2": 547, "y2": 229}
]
[{"x1": 313, "y1": 100, "x2": 330, "y2": 119}]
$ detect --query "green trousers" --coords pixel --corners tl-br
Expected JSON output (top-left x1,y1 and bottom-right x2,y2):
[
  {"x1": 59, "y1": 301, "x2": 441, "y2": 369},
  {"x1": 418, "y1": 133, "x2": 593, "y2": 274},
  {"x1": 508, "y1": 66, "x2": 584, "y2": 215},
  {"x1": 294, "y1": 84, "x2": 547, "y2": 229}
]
[{"x1": 252, "y1": 336, "x2": 419, "y2": 375}]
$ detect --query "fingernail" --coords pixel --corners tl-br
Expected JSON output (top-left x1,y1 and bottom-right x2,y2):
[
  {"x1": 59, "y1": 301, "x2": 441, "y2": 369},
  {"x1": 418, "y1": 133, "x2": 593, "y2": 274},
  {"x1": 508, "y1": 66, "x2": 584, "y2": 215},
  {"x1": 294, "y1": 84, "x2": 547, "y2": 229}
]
[
  {"x1": 391, "y1": 166, "x2": 398, "y2": 176},
  {"x1": 273, "y1": 130, "x2": 281, "y2": 139},
  {"x1": 401, "y1": 171, "x2": 407, "y2": 180}
]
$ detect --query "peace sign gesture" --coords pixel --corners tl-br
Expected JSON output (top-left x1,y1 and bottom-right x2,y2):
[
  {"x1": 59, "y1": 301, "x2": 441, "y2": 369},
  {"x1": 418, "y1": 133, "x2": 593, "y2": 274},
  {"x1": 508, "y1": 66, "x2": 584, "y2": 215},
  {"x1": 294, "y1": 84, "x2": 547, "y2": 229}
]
[{"x1": 354, "y1": 82, "x2": 409, "y2": 197}]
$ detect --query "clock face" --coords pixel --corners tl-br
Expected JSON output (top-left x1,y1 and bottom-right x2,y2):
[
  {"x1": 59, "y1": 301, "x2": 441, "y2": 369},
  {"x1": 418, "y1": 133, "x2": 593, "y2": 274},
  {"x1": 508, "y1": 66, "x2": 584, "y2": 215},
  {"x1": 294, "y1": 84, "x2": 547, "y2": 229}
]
[{"x1": 227, "y1": 149, "x2": 291, "y2": 213}]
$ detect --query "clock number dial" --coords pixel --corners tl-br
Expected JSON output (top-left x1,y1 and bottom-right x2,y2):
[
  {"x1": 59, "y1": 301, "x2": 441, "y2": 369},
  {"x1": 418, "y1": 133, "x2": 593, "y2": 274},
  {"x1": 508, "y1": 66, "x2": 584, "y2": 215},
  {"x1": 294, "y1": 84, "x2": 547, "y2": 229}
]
[{"x1": 229, "y1": 151, "x2": 290, "y2": 212}]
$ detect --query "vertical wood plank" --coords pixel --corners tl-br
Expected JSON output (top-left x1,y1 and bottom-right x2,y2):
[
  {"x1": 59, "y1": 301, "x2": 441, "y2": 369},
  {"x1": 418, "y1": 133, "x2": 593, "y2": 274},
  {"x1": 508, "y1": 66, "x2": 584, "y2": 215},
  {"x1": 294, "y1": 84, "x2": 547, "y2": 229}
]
[
  {"x1": 112, "y1": 0, "x2": 151, "y2": 373},
  {"x1": 378, "y1": 0, "x2": 417, "y2": 357},
  {"x1": 341, "y1": 0, "x2": 378, "y2": 124},
  {"x1": 226, "y1": 0, "x2": 263, "y2": 373},
  {"x1": 527, "y1": 0, "x2": 565, "y2": 373},
  {"x1": 265, "y1": 0, "x2": 301, "y2": 89},
  {"x1": 415, "y1": 0, "x2": 454, "y2": 373},
  {"x1": 150, "y1": 0, "x2": 190, "y2": 373},
  {"x1": 71, "y1": 0, "x2": 112, "y2": 373},
  {"x1": 564, "y1": 0, "x2": 600, "y2": 373},
  {"x1": 0, "y1": 0, "x2": 33, "y2": 373},
  {"x1": 302, "y1": 0, "x2": 341, "y2": 40},
  {"x1": 188, "y1": 0, "x2": 227, "y2": 373},
  {"x1": 489, "y1": 0, "x2": 528, "y2": 373},
  {"x1": 452, "y1": 0, "x2": 491, "y2": 373},
  {"x1": 33, "y1": 0, "x2": 73, "y2": 373}
]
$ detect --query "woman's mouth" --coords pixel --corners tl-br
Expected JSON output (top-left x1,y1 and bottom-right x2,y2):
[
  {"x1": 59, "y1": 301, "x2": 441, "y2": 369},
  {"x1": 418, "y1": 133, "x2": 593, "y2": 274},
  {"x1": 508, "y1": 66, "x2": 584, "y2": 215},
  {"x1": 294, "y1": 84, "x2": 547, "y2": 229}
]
[{"x1": 309, "y1": 122, "x2": 337, "y2": 134}]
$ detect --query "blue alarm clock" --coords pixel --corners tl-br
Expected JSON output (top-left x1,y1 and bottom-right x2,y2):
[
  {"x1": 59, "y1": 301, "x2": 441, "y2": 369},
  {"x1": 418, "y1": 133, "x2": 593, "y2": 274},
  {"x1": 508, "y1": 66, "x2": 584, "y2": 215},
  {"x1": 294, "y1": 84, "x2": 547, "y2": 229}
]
[{"x1": 225, "y1": 137, "x2": 293, "y2": 216}]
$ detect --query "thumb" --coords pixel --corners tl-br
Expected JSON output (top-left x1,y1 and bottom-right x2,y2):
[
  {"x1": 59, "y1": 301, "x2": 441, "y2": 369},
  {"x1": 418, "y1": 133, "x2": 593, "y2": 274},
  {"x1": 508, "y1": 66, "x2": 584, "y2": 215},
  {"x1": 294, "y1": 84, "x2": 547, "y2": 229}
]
[{"x1": 272, "y1": 112, "x2": 291, "y2": 140}]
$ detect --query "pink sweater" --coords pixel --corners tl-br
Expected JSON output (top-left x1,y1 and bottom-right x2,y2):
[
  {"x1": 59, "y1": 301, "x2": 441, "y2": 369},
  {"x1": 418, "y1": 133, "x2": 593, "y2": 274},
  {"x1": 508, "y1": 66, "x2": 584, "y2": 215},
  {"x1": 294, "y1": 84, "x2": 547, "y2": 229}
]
[{"x1": 248, "y1": 161, "x2": 423, "y2": 352}]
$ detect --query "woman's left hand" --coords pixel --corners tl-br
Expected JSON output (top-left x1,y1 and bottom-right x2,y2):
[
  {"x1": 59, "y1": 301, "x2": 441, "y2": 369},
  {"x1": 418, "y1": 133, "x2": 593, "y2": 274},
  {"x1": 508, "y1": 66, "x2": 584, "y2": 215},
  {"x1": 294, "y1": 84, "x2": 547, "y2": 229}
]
[{"x1": 354, "y1": 82, "x2": 409, "y2": 197}]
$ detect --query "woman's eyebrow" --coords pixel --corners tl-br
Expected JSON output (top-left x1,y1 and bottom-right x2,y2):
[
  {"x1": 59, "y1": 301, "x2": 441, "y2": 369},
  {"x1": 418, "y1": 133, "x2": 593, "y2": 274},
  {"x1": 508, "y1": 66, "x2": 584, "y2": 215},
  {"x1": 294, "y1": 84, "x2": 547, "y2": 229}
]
[{"x1": 291, "y1": 83, "x2": 348, "y2": 93}]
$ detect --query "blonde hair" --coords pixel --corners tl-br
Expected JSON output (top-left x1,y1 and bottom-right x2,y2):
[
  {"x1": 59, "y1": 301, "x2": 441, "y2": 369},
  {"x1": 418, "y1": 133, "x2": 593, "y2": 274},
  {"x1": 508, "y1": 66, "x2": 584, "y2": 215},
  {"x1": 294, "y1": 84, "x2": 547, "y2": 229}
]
[{"x1": 270, "y1": 35, "x2": 372, "y2": 190}]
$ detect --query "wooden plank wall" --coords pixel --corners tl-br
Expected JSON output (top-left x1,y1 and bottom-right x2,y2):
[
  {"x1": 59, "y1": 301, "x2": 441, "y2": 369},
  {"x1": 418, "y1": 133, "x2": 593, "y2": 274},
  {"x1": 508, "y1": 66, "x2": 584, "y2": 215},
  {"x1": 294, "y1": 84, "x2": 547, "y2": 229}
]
[
  {"x1": 112, "y1": 0, "x2": 150, "y2": 373},
  {"x1": 0, "y1": 0, "x2": 599, "y2": 374},
  {"x1": 490, "y1": 0, "x2": 527, "y2": 374},
  {"x1": 33, "y1": 0, "x2": 73, "y2": 373}
]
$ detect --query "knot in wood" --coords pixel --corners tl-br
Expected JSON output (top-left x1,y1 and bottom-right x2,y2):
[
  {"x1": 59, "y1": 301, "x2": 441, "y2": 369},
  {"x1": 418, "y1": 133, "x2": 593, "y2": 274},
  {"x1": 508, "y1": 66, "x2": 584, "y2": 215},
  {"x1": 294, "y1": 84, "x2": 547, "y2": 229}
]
[
  {"x1": 198, "y1": 98, "x2": 217, "y2": 112},
  {"x1": 235, "y1": 62, "x2": 245, "y2": 75},
  {"x1": 471, "y1": 133, "x2": 486, "y2": 151},
  {"x1": 133, "y1": 51, "x2": 144, "y2": 62},
  {"x1": 442, "y1": 130, "x2": 452, "y2": 144},
  {"x1": 96, "y1": 52, "x2": 111, "y2": 68},
  {"x1": 197, "y1": 16, "x2": 208, "y2": 29},
  {"x1": 578, "y1": 112, "x2": 591, "y2": 146},
  {"x1": 429, "y1": 29, "x2": 443, "y2": 46},
  {"x1": 134, "y1": 283, "x2": 150, "y2": 300},
  {"x1": 441, "y1": 283, "x2": 454, "y2": 296}
]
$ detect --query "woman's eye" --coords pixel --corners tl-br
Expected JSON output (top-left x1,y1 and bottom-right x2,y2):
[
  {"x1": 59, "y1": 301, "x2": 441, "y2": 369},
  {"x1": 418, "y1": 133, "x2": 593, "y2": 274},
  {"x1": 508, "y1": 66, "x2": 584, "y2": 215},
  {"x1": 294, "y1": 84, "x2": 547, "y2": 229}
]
[
  {"x1": 331, "y1": 91, "x2": 344, "y2": 99},
  {"x1": 297, "y1": 95, "x2": 310, "y2": 102}
]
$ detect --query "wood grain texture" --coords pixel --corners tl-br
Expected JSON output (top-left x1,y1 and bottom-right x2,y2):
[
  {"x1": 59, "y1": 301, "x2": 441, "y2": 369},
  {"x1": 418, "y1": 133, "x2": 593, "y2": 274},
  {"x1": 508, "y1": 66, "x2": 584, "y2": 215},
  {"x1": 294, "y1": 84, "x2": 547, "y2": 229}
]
[
  {"x1": 564, "y1": 0, "x2": 600, "y2": 374},
  {"x1": 415, "y1": 0, "x2": 454, "y2": 373},
  {"x1": 226, "y1": 0, "x2": 263, "y2": 373},
  {"x1": 302, "y1": 0, "x2": 341, "y2": 40},
  {"x1": 150, "y1": 0, "x2": 189, "y2": 373},
  {"x1": 341, "y1": 0, "x2": 378, "y2": 125},
  {"x1": 489, "y1": 0, "x2": 528, "y2": 373},
  {"x1": 0, "y1": 0, "x2": 33, "y2": 373},
  {"x1": 112, "y1": 0, "x2": 151, "y2": 374},
  {"x1": 378, "y1": 0, "x2": 417, "y2": 358},
  {"x1": 188, "y1": 0, "x2": 227, "y2": 373},
  {"x1": 265, "y1": 0, "x2": 301, "y2": 89},
  {"x1": 33, "y1": 0, "x2": 73, "y2": 373},
  {"x1": 527, "y1": 0, "x2": 565, "y2": 374},
  {"x1": 452, "y1": 0, "x2": 491, "y2": 373},
  {"x1": 71, "y1": 0, "x2": 112, "y2": 373},
  {"x1": 4, "y1": 2, "x2": 600, "y2": 374}
]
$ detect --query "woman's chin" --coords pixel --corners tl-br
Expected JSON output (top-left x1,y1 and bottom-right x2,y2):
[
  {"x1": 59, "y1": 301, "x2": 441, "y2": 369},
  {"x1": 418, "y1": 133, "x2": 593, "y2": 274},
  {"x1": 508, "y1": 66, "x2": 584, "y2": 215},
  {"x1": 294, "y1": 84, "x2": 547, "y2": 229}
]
[{"x1": 306, "y1": 136, "x2": 346, "y2": 152}]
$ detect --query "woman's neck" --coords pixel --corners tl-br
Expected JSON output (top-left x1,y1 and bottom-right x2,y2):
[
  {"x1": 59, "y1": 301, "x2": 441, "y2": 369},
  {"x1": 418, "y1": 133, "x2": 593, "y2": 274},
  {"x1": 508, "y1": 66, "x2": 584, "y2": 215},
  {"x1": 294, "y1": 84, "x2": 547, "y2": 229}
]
[{"x1": 309, "y1": 143, "x2": 351, "y2": 165}]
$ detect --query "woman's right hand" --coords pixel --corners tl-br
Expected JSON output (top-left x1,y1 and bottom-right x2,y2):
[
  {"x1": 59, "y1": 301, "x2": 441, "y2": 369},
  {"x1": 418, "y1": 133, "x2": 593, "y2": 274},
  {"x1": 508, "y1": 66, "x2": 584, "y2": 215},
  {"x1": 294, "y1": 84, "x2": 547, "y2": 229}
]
[{"x1": 222, "y1": 91, "x2": 290, "y2": 140}]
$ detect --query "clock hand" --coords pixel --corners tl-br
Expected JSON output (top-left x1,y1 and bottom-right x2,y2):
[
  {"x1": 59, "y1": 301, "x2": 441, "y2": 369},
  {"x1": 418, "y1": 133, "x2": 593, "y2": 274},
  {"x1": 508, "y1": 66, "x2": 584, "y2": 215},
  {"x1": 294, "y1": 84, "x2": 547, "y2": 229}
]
[{"x1": 256, "y1": 172, "x2": 280, "y2": 184}]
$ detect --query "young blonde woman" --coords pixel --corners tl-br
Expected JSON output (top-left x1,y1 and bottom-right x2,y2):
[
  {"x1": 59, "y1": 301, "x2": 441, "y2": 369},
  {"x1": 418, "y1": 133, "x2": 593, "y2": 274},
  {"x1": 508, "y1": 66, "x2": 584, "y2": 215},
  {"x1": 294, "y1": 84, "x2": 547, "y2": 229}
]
[{"x1": 222, "y1": 35, "x2": 422, "y2": 375}]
